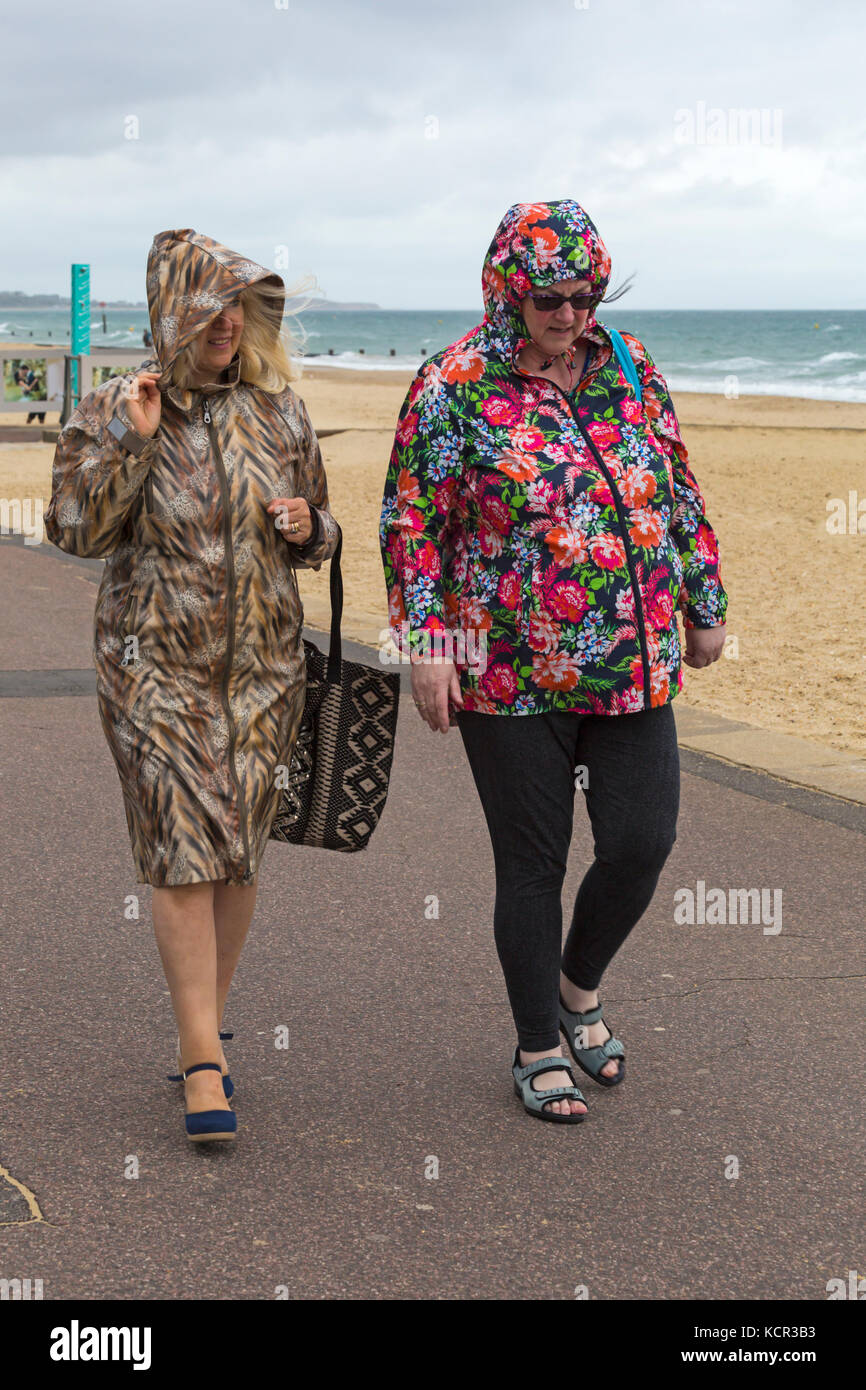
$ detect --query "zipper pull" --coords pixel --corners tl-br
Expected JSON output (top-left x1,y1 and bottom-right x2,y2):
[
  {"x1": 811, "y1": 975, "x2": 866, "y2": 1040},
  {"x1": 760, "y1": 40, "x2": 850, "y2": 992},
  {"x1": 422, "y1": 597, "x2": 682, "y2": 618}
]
[{"x1": 202, "y1": 397, "x2": 211, "y2": 425}]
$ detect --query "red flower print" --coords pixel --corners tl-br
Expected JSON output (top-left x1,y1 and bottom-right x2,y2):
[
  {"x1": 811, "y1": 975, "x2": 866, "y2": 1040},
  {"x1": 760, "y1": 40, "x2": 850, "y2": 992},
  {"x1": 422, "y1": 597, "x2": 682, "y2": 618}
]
[
  {"x1": 528, "y1": 611, "x2": 561, "y2": 653},
  {"x1": 415, "y1": 541, "x2": 441, "y2": 579},
  {"x1": 588, "y1": 421, "x2": 622, "y2": 449},
  {"x1": 695, "y1": 523, "x2": 716, "y2": 561},
  {"x1": 480, "y1": 494, "x2": 511, "y2": 533},
  {"x1": 498, "y1": 451, "x2": 540, "y2": 483},
  {"x1": 396, "y1": 411, "x2": 419, "y2": 446},
  {"x1": 515, "y1": 204, "x2": 551, "y2": 234},
  {"x1": 649, "y1": 663, "x2": 670, "y2": 706},
  {"x1": 459, "y1": 596, "x2": 494, "y2": 632},
  {"x1": 628, "y1": 508, "x2": 667, "y2": 549},
  {"x1": 482, "y1": 396, "x2": 522, "y2": 427},
  {"x1": 498, "y1": 570, "x2": 520, "y2": 610},
  {"x1": 509, "y1": 424, "x2": 546, "y2": 452},
  {"x1": 433, "y1": 477, "x2": 458, "y2": 515},
  {"x1": 546, "y1": 525, "x2": 589, "y2": 566},
  {"x1": 546, "y1": 579, "x2": 589, "y2": 622},
  {"x1": 397, "y1": 468, "x2": 420, "y2": 507},
  {"x1": 480, "y1": 663, "x2": 518, "y2": 703},
  {"x1": 588, "y1": 479, "x2": 615, "y2": 507},
  {"x1": 649, "y1": 590, "x2": 674, "y2": 627},
  {"x1": 463, "y1": 690, "x2": 498, "y2": 714},
  {"x1": 589, "y1": 534, "x2": 627, "y2": 569},
  {"x1": 620, "y1": 398, "x2": 643, "y2": 424},
  {"x1": 388, "y1": 585, "x2": 406, "y2": 624},
  {"x1": 533, "y1": 650, "x2": 583, "y2": 691},
  {"x1": 530, "y1": 226, "x2": 561, "y2": 268},
  {"x1": 478, "y1": 524, "x2": 505, "y2": 559},
  {"x1": 440, "y1": 347, "x2": 485, "y2": 383},
  {"x1": 619, "y1": 465, "x2": 657, "y2": 508},
  {"x1": 483, "y1": 264, "x2": 506, "y2": 299}
]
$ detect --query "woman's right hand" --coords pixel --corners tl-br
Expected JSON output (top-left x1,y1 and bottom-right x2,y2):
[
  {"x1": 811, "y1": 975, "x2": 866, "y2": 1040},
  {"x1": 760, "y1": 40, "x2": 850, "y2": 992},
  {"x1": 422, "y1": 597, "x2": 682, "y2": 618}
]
[
  {"x1": 410, "y1": 657, "x2": 464, "y2": 734},
  {"x1": 122, "y1": 371, "x2": 162, "y2": 438}
]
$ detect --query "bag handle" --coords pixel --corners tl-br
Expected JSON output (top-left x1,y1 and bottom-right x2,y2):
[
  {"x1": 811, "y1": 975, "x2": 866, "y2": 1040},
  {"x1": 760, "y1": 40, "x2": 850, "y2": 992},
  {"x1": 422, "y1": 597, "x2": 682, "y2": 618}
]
[
  {"x1": 323, "y1": 526, "x2": 343, "y2": 682},
  {"x1": 607, "y1": 327, "x2": 643, "y2": 403}
]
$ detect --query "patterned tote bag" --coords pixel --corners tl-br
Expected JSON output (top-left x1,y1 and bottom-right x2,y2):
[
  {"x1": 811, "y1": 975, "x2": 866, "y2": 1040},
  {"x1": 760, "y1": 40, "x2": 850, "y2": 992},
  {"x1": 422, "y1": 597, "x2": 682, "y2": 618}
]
[{"x1": 269, "y1": 530, "x2": 401, "y2": 851}]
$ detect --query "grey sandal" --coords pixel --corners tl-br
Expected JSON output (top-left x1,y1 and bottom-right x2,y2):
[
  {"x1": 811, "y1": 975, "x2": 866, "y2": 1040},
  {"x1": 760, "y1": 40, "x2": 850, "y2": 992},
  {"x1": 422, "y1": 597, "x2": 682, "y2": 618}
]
[
  {"x1": 559, "y1": 999, "x2": 625, "y2": 1088},
  {"x1": 512, "y1": 1046, "x2": 587, "y2": 1124}
]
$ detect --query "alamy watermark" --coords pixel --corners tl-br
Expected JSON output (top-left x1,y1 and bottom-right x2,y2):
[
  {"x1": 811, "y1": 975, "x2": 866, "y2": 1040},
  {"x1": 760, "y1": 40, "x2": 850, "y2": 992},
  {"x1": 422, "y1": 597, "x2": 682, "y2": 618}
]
[
  {"x1": 674, "y1": 879, "x2": 782, "y2": 934},
  {"x1": 674, "y1": 102, "x2": 783, "y2": 149},
  {"x1": 0, "y1": 497, "x2": 43, "y2": 546}
]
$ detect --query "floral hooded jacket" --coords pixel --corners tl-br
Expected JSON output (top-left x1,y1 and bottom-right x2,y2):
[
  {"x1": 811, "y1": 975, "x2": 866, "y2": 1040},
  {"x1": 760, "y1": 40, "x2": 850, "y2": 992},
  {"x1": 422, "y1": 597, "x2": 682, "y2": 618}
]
[
  {"x1": 379, "y1": 200, "x2": 728, "y2": 716},
  {"x1": 45, "y1": 229, "x2": 340, "y2": 886}
]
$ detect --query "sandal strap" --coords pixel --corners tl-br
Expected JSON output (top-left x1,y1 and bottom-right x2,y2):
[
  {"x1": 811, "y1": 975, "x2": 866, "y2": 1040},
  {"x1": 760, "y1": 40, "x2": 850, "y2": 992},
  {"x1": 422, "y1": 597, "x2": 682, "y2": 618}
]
[
  {"x1": 528, "y1": 1084, "x2": 583, "y2": 1101},
  {"x1": 562, "y1": 1000, "x2": 604, "y2": 1026},
  {"x1": 512, "y1": 1049, "x2": 577, "y2": 1084},
  {"x1": 182, "y1": 1061, "x2": 223, "y2": 1079},
  {"x1": 580, "y1": 1037, "x2": 625, "y2": 1062}
]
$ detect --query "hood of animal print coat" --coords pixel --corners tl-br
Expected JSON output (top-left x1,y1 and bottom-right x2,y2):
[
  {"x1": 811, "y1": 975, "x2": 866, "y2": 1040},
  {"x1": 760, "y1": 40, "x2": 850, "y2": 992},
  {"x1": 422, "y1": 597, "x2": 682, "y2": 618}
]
[
  {"x1": 479, "y1": 199, "x2": 613, "y2": 369},
  {"x1": 145, "y1": 228, "x2": 285, "y2": 374}
]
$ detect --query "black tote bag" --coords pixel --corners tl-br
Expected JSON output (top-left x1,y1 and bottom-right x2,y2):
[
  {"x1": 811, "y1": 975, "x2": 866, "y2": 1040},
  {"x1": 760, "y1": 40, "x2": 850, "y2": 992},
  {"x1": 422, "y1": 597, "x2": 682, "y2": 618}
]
[{"x1": 269, "y1": 530, "x2": 401, "y2": 850}]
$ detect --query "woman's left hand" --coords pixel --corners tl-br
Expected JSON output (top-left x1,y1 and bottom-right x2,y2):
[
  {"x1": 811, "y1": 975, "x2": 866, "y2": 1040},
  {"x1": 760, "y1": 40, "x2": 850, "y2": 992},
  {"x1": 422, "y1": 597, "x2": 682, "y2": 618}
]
[
  {"x1": 267, "y1": 496, "x2": 313, "y2": 545},
  {"x1": 684, "y1": 623, "x2": 726, "y2": 668}
]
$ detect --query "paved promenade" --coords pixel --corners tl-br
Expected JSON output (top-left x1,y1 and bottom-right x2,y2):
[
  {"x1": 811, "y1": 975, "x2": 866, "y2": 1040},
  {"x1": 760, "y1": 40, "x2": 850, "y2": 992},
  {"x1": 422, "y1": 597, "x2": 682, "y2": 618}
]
[{"x1": 0, "y1": 534, "x2": 863, "y2": 1299}]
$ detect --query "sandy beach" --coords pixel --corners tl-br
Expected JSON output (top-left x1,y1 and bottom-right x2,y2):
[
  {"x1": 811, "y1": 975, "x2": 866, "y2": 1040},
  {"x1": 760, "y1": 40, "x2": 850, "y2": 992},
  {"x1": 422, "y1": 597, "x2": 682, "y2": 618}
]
[{"x1": 3, "y1": 361, "x2": 865, "y2": 759}]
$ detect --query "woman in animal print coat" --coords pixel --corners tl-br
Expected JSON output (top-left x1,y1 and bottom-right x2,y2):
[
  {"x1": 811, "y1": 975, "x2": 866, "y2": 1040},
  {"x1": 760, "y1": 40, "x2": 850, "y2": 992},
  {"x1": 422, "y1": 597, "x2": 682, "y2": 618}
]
[{"x1": 45, "y1": 229, "x2": 341, "y2": 1140}]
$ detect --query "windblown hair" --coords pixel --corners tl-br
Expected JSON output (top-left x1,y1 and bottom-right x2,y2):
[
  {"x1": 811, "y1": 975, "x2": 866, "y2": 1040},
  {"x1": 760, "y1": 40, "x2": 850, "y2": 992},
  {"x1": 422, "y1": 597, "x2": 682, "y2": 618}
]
[
  {"x1": 164, "y1": 272, "x2": 318, "y2": 392},
  {"x1": 599, "y1": 273, "x2": 635, "y2": 306}
]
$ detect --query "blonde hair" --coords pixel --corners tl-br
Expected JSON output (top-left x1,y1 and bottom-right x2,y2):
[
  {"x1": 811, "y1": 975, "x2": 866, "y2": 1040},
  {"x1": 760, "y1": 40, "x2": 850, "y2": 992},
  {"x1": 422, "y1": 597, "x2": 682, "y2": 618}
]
[{"x1": 164, "y1": 272, "x2": 318, "y2": 392}]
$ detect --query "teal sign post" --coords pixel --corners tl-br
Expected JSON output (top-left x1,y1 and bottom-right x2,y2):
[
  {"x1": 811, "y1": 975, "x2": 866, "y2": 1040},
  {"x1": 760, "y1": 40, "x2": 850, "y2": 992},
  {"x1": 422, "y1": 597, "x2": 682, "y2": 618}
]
[{"x1": 70, "y1": 263, "x2": 90, "y2": 409}]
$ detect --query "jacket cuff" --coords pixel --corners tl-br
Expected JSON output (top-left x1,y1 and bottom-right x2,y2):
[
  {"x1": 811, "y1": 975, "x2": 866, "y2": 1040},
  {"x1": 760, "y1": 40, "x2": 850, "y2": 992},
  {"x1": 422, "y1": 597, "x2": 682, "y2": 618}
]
[{"x1": 107, "y1": 414, "x2": 156, "y2": 459}]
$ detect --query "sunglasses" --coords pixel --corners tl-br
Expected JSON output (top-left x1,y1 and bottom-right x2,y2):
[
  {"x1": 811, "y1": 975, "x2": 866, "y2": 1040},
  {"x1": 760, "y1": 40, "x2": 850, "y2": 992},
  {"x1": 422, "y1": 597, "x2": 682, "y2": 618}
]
[{"x1": 528, "y1": 289, "x2": 596, "y2": 313}]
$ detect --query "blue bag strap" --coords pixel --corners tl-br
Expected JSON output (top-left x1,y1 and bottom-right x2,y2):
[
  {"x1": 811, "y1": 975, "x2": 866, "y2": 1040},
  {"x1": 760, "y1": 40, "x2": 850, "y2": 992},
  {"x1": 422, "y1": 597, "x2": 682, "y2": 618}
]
[{"x1": 607, "y1": 326, "x2": 642, "y2": 404}]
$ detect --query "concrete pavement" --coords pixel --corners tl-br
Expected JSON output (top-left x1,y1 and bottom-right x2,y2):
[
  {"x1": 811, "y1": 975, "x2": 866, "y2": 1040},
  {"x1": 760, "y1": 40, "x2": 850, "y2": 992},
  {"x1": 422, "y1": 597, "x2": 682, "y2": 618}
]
[{"x1": 0, "y1": 534, "x2": 863, "y2": 1299}]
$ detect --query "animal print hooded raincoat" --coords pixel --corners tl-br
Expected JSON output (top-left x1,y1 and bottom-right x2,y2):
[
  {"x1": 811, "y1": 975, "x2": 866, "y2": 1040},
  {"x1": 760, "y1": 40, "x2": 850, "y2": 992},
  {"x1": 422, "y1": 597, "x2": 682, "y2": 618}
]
[
  {"x1": 380, "y1": 200, "x2": 728, "y2": 715},
  {"x1": 45, "y1": 229, "x2": 340, "y2": 886}
]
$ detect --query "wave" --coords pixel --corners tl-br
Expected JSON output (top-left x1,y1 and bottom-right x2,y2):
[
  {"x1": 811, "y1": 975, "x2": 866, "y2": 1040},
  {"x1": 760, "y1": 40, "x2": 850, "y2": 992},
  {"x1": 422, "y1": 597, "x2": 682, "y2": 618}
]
[
  {"x1": 666, "y1": 373, "x2": 866, "y2": 403},
  {"x1": 817, "y1": 351, "x2": 862, "y2": 364},
  {"x1": 298, "y1": 350, "x2": 423, "y2": 372},
  {"x1": 701, "y1": 356, "x2": 773, "y2": 370}
]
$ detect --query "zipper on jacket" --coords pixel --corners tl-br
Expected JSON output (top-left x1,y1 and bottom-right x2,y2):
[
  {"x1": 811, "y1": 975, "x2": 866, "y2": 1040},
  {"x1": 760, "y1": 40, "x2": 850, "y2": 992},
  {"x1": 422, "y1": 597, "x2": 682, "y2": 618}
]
[
  {"x1": 202, "y1": 395, "x2": 252, "y2": 881},
  {"x1": 524, "y1": 371, "x2": 654, "y2": 703}
]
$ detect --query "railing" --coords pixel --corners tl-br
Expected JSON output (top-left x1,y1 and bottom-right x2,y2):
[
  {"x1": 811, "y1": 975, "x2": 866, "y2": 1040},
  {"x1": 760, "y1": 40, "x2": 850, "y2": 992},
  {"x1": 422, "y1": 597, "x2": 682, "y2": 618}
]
[{"x1": 0, "y1": 347, "x2": 147, "y2": 422}]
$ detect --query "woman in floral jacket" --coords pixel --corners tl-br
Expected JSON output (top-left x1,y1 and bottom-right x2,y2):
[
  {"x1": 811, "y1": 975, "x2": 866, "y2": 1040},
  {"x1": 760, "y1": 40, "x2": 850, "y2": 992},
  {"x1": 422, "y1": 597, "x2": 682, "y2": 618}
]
[{"x1": 380, "y1": 199, "x2": 728, "y2": 1124}]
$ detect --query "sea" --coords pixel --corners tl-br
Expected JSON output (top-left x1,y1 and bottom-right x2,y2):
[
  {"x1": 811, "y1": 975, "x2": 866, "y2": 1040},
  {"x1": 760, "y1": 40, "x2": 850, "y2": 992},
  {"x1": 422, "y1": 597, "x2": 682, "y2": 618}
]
[{"x1": 2, "y1": 307, "x2": 865, "y2": 403}]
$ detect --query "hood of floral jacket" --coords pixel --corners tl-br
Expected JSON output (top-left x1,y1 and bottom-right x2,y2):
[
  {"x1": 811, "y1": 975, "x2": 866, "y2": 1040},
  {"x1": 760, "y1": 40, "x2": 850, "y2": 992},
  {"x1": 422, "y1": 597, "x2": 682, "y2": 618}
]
[{"x1": 379, "y1": 198, "x2": 728, "y2": 717}]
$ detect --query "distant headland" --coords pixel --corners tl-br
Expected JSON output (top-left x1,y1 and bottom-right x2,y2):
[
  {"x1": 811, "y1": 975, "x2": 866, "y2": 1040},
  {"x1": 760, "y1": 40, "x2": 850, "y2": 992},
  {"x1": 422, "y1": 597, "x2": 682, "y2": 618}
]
[{"x1": 0, "y1": 291, "x2": 381, "y2": 312}]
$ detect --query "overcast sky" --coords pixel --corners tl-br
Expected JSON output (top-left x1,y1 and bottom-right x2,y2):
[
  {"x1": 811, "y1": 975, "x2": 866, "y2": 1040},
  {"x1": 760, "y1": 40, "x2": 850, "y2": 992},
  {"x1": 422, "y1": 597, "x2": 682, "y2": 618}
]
[{"x1": 2, "y1": 0, "x2": 863, "y2": 310}]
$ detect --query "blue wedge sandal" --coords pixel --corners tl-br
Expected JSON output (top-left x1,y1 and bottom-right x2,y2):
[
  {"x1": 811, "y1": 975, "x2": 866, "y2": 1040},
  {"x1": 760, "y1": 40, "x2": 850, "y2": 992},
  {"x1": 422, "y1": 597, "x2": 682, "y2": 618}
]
[
  {"x1": 512, "y1": 1046, "x2": 587, "y2": 1124},
  {"x1": 182, "y1": 1062, "x2": 237, "y2": 1143},
  {"x1": 559, "y1": 999, "x2": 625, "y2": 1088},
  {"x1": 168, "y1": 1029, "x2": 234, "y2": 1101}
]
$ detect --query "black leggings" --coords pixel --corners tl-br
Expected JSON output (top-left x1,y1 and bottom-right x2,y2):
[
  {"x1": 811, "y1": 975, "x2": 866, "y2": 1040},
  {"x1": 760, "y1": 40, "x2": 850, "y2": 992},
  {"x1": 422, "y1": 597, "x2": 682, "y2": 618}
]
[{"x1": 456, "y1": 704, "x2": 680, "y2": 1051}]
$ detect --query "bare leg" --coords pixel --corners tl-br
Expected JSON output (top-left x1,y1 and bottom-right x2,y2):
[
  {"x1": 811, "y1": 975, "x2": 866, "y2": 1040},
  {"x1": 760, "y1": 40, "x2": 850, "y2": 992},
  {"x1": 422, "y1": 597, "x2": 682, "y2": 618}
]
[
  {"x1": 152, "y1": 880, "x2": 228, "y2": 1114},
  {"x1": 214, "y1": 876, "x2": 258, "y2": 1034}
]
